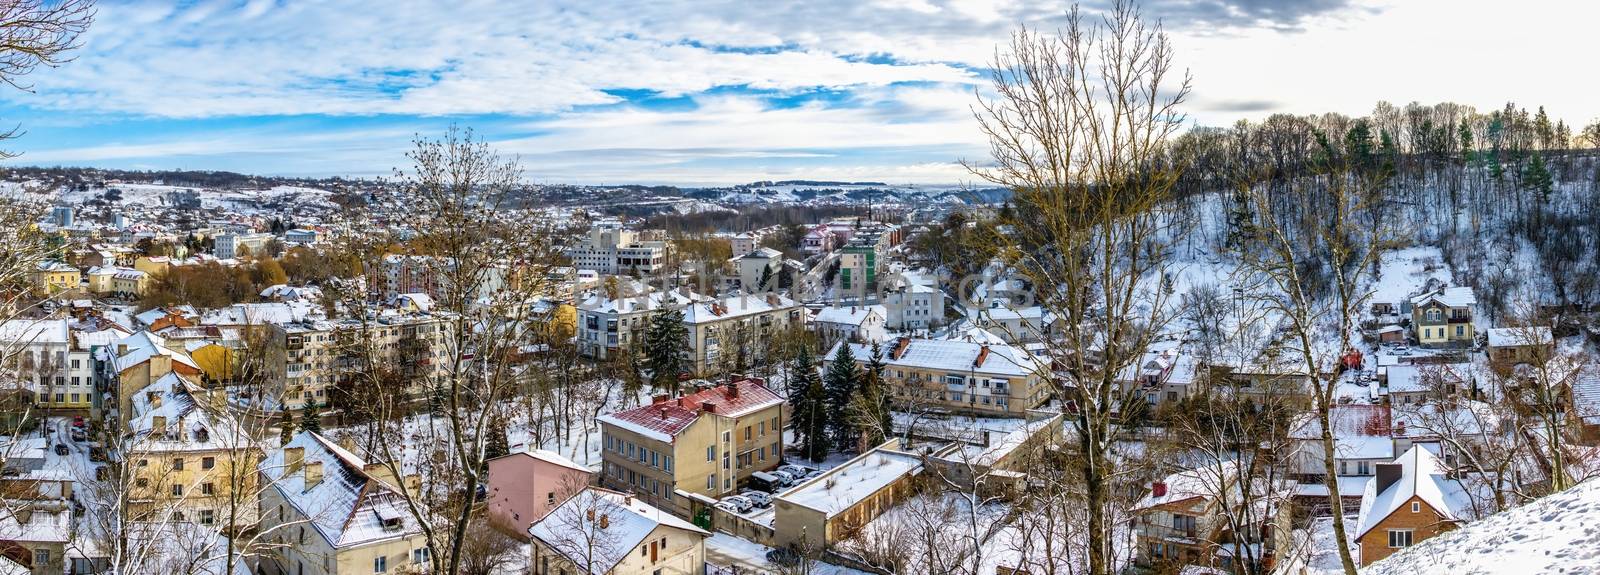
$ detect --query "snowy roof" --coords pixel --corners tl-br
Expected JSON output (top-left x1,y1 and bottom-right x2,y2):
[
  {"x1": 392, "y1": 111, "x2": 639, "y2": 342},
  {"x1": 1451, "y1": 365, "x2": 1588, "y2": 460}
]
[
  {"x1": 1291, "y1": 405, "x2": 1393, "y2": 460},
  {"x1": 578, "y1": 289, "x2": 705, "y2": 315},
  {"x1": 1362, "y1": 477, "x2": 1600, "y2": 574},
  {"x1": 0, "y1": 506, "x2": 70, "y2": 544},
  {"x1": 813, "y1": 304, "x2": 885, "y2": 327},
  {"x1": 528, "y1": 487, "x2": 708, "y2": 575},
  {"x1": 832, "y1": 337, "x2": 1046, "y2": 378},
  {"x1": 1354, "y1": 445, "x2": 1475, "y2": 540},
  {"x1": 680, "y1": 293, "x2": 798, "y2": 324},
  {"x1": 1385, "y1": 363, "x2": 1468, "y2": 394},
  {"x1": 597, "y1": 380, "x2": 782, "y2": 443},
  {"x1": 114, "y1": 330, "x2": 200, "y2": 373},
  {"x1": 1410, "y1": 286, "x2": 1476, "y2": 308},
  {"x1": 200, "y1": 301, "x2": 321, "y2": 326},
  {"x1": 736, "y1": 247, "x2": 782, "y2": 260},
  {"x1": 259, "y1": 432, "x2": 424, "y2": 549},
  {"x1": 493, "y1": 448, "x2": 590, "y2": 474},
  {"x1": 0, "y1": 319, "x2": 71, "y2": 345},
  {"x1": 125, "y1": 372, "x2": 245, "y2": 452},
  {"x1": 1131, "y1": 461, "x2": 1240, "y2": 511},
  {"x1": 1484, "y1": 326, "x2": 1553, "y2": 348},
  {"x1": 1571, "y1": 376, "x2": 1600, "y2": 426},
  {"x1": 777, "y1": 446, "x2": 923, "y2": 517}
]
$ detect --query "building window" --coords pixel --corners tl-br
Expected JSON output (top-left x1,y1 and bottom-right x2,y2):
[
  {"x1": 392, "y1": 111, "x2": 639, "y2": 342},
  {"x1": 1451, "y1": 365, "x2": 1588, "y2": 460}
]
[
  {"x1": 374, "y1": 556, "x2": 387, "y2": 572},
  {"x1": 707, "y1": 474, "x2": 716, "y2": 490},
  {"x1": 1411, "y1": 501, "x2": 1421, "y2": 513},
  {"x1": 200, "y1": 509, "x2": 215, "y2": 524},
  {"x1": 173, "y1": 458, "x2": 184, "y2": 471},
  {"x1": 202, "y1": 483, "x2": 215, "y2": 495},
  {"x1": 1387, "y1": 529, "x2": 1413, "y2": 548},
  {"x1": 203, "y1": 457, "x2": 215, "y2": 469},
  {"x1": 664, "y1": 456, "x2": 672, "y2": 472},
  {"x1": 172, "y1": 484, "x2": 184, "y2": 496},
  {"x1": 412, "y1": 548, "x2": 430, "y2": 564}
]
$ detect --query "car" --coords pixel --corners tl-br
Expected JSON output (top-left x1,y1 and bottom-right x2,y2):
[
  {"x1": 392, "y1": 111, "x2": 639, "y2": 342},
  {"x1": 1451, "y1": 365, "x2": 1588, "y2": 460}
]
[
  {"x1": 71, "y1": 416, "x2": 85, "y2": 429},
  {"x1": 54, "y1": 443, "x2": 68, "y2": 456},
  {"x1": 740, "y1": 490, "x2": 772, "y2": 508},
  {"x1": 69, "y1": 429, "x2": 87, "y2": 442},
  {"x1": 750, "y1": 471, "x2": 785, "y2": 492},
  {"x1": 719, "y1": 495, "x2": 753, "y2": 514},
  {"x1": 769, "y1": 470, "x2": 798, "y2": 486},
  {"x1": 778, "y1": 464, "x2": 810, "y2": 477}
]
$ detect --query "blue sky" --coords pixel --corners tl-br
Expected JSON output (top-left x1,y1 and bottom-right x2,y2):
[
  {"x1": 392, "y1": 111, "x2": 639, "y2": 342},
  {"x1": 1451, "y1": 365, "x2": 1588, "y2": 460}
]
[{"x1": 1, "y1": 0, "x2": 1595, "y2": 185}]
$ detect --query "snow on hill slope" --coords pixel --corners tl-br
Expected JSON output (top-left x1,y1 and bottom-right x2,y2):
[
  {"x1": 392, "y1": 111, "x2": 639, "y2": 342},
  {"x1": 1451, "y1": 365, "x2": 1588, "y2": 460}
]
[{"x1": 1362, "y1": 479, "x2": 1600, "y2": 574}]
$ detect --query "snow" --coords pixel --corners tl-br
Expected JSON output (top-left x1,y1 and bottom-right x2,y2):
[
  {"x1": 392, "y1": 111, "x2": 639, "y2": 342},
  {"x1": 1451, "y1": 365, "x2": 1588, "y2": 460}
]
[
  {"x1": 777, "y1": 447, "x2": 922, "y2": 516},
  {"x1": 705, "y1": 532, "x2": 871, "y2": 575},
  {"x1": 1361, "y1": 479, "x2": 1600, "y2": 575},
  {"x1": 1353, "y1": 446, "x2": 1475, "y2": 540},
  {"x1": 529, "y1": 487, "x2": 707, "y2": 575}
]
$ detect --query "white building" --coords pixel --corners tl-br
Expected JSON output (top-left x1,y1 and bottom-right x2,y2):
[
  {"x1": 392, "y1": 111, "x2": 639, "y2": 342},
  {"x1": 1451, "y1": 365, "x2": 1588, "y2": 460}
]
[
  {"x1": 213, "y1": 232, "x2": 274, "y2": 259},
  {"x1": 728, "y1": 247, "x2": 782, "y2": 293},
  {"x1": 565, "y1": 225, "x2": 668, "y2": 276},
  {"x1": 884, "y1": 282, "x2": 944, "y2": 331},
  {"x1": 812, "y1": 304, "x2": 887, "y2": 350},
  {"x1": 0, "y1": 319, "x2": 97, "y2": 410}
]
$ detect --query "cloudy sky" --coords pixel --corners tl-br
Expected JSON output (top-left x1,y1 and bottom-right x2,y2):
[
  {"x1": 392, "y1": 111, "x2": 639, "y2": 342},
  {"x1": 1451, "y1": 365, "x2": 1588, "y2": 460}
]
[{"x1": 0, "y1": 0, "x2": 1594, "y2": 185}]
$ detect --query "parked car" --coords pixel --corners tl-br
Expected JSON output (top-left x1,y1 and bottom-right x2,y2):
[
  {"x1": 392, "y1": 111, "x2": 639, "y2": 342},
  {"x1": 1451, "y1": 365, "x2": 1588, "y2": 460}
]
[
  {"x1": 719, "y1": 495, "x2": 753, "y2": 514},
  {"x1": 779, "y1": 464, "x2": 818, "y2": 479},
  {"x1": 750, "y1": 471, "x2": 785, "y2": 492},
  {"x1": 740, "y1": 490, "x2": 772, "y2": 508},
  {"x1": 70, "y1": 428, "x2": 87, "y2": 442},
  {"x1": 71, "y1": 416, "x2": 85, "y2": 429},
  {"x1": 769, "y1": 470, "x2": 798, "y2": 486},
  {"x1": 54, "y1": 443, "x2": 68, "y2": 456}
]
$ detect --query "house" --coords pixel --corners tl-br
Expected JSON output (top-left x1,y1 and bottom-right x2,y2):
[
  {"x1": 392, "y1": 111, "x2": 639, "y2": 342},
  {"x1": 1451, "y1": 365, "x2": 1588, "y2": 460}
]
[
  {"x1": 109, "y1": 330, "x2": 204, "y2": 418},
  {"x1": 1484, "y1": 326, "x2": 1554, "y2": 365},
  {"x1": 1288, "y1": 405, "x2": 1391, "y2": 514},
  {"x1": 1130, "y1": 462, "x2": 1286, "y2": 573},
  {"x1": 486, "y1": 449, "x2": 595, "y2": 540},
  {"x1": 965, "y1": 303, "x2": 1052, "y2": 343},
  {"x1": 1116, "y1": 340, "x2": 1200, "y2": 408},
  {"x1": 883, "y1": 281, "x2": 943, "y2": 331},
  {"x1": 0, "y1": 505, "x2": 69, "y2": 574},
  {"x1": 680, "y1": 293, "x2": 804, "y2": 376},
  {"x1": 1383, "y1": 362, "x2": 1472, "y2": 405},
  {"x1": 1353, "y1": 445, "x2": 1475, "y2": 566},
  {"x1": 596, "y1": 379, "x2": 784, "y2": 518},
  {"x1": 1377, "y1": 324, "x2": 1405, "y2": 344},
  {"x1": 258, "y1": 432, "x2": 432, "y2": 575},
  {"x1": 29, "y1": 261, "x2": 79, "y2": 295},
  {"x1": 728, "y1": 247, "x2": 782, "y2": 293},
  {"x1": 576, "y1": 289, "x2": 707, "y2": 361},
  {"x1": 811, "y1": 305, "x2": 887, "y2": 350},
  {"x1": 1409, "y1": 287, "x2": 1476, "y2": 348},
  {"x1": 771, "y1": 439, "x2": 923, "y2": 548},
  {"x1": 801, "y1": 224, "x2": 834, "y2": 256},
  {"x1": 826, "y1": 333, "x2": 1052, "y2": 416},
  {"x1": 124, "y1": 372, "x2": 259, "y2": 528},
  {"x1": 1569, "y1": 376, "x2": 1600, "y2": 441},
  {"x1": 0, "y1": 319, "x2": 97, "y2": 411},
  {"x1": 528, "y1": 486, "x2": 708, "y2": 575}
]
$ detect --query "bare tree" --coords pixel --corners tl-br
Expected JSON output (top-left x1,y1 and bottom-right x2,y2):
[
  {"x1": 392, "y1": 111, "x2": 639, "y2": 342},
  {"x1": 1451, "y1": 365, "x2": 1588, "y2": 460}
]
[
  {"x1": 964, "y1": 2, "x2": 1191, "y2": 574},
  {"x1": 0, "y1": 0, "x2": 94, "y2": 156}
]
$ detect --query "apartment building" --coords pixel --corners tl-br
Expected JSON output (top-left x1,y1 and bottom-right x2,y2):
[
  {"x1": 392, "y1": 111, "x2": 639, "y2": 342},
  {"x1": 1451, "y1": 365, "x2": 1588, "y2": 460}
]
[
  {"x1": 825, "y1": 334, "x2": 1052, "y2": 416},
  {"x1": 0, "y1": 319, "x2": 97, "y2": 411},
  {"x1": 596, "y1": 379, "x2": 784, "y2": 518},
  {"x1": 682, "y1": 293, "x2": 804, "y2": 376},
  {"x1": 883, "y1": 282, "x2": 943, "y2": 331},
  {"x1": 213, "y1": 232, "x2": 274, "y2": 259},
  {"x1": 259, "y1": 432, "x2": 432, "y2": 575},
  {"x1": 276, "y1": 311, "x2": 456, "y2": 410},
  {"x1": 565, "y1": 225, "x2": 668, "y2": 276},
  {"x1": 577, "y1": 289, "x2": 707, "y2": 361},
  {"x1": 31, "y1": 261, "x2": 79, "y2": 295},
  {"x1": 1131, "y1": 462, "x2": 1286, "y2": 573},
  {"x1": 123, "y1": 372, "x2": 259, "y2": 529}
]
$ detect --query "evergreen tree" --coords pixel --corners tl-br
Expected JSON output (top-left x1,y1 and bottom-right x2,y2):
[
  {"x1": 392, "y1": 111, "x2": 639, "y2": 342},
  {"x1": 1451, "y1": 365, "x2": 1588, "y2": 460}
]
[
  {"x1": 777, "y1": 264, "x2": 794, "y2": 291},
  {"x1": 1458, "y1": 122, "x2": 1474, "y2": 165},
  {"x1": 787, "y1": 346, "x2": 829, "y2": 461},
  {"x1": 823, "y1": 344, "x2": 863, "y2": 451},
  {"x1": 1523, "y1": 153, "x2": 1554, "y2": 204},
  {"x1": 279, "y1": 409, "x2": 296, "y2": 444},
  {"x1": 857, "y1": 341, "x2": 893, "y2": 446},
  {"x1": 1343, "y1": 120, "x2": 1375, "y2": 172},
  {"x1": 644, "y1": 307, "x2": 689, "y2": 393},
  {"x1": 299, "y1": 402, "x2": 322, "y2": 434},
  {"x1": 1225, "y1": 186, "x2": 1255, "y2": 248},
  {"x1": 757, "y1": 264, "x2": 774, "y2": 293}
]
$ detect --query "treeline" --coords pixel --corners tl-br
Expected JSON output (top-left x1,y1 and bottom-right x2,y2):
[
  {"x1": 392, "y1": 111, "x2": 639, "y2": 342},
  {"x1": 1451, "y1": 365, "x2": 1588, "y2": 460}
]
[
  {"x1": 645, "y1": 204, "x2": 870, "y2": 235},
  {"x1": 138, "y1": 246, "x2": 358, "y2": 310}
]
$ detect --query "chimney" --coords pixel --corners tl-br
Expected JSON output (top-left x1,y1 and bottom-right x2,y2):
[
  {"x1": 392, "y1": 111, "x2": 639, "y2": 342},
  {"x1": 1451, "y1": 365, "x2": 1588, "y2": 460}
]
[
  {"x1": 303, "y1": 461, "x2": 324, "y2": 488},
  {"x1": 118, "y1": 344, "x2": 128, "y2": 355},
  {"x1": 586, "y1": 508, "x2": 595, "y2": 521},
  {"x1": 1393, "y1": 421, "x2": 1407, "y2": 436},
  {"x1": 151, "y1": 415, "x2": 166, "y2": 431},
  {"x1": 892, "y1": 337, "x2": 911, "y2": 360},
  {"x1": 1152, "y1": 482, "x2": 1167, "y2": 498},
  {"x1": 1374, "y1": 462, "x2": 1403, "y2": 495},
  {"x1": 147, "y1": 391, "x2": 162, "y2": 408},
  {"x1": 725, "y1": 380, "x2": 739, "y2": 399},
  {"x1": 284, "y1": 447, "x2": 304, "y2": 473},
  {"x1": 652, "y1": 394, "x2": 670, "y2": 405},
  {"x1": 598, "y1": 513, "x2": 610, "y2": 529},
  {"x1": 701, "y1": 401, "x2": 716, "y2": 413},
  {"x1": 658, "y1": 407, "x2": 669, "y2": 420},
  {"x1": 974, "y1": 345, "x2": 990, "y2": 368}
]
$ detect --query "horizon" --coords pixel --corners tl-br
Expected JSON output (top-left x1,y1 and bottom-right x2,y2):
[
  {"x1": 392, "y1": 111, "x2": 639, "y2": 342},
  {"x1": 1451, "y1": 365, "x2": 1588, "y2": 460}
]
[{"x1": 0, "y1": 0, "x2": 1596, "y2": 185}]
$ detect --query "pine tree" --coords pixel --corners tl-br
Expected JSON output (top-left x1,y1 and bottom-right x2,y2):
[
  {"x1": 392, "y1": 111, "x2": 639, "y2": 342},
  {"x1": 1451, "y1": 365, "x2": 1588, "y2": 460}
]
[
  {"x1": 1225, "y1": 186, "x2": 1254, "y2": 248},
  {"x1": 777, "y1": 264, "x2": 794, "y2": 291},
  {"x1": 787, "y1": 346, "x2": 829, "y2": 461},
  {"x1": 299, "y1": 402, "x2": 322, "y2": 434},
  {"x1": 823, "y1": 343, "x2": 863, "y2": 451},
  {"x1": 644, "y1": 307, "x2": 689, "y2": 393},
  {"x1": 1458, "y1": 122, "x2": 1474, "y2": 165},
  {"x1": 1523, "y1": 153, "x2": 1554, "y2": 204},
  {"x1": 757, "y1": 264, "x2": 774, "y2": 293},
  {"x1": 279, "y1": 409, "x2": 296, "y2": 444}
]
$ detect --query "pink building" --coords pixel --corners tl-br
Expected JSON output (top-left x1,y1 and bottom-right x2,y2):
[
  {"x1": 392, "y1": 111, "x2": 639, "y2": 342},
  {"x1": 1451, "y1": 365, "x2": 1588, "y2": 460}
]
[{"x1": 486, "y1": 449, "x2": 594, "y2": 540}]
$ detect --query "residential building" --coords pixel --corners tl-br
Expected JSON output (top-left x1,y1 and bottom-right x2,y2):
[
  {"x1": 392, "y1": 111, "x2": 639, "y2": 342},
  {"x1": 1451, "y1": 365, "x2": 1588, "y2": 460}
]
[
  {"x1": 577, "y1": 289, "x2": 706, "y2": 361},
  {"x1": 811, "y1": 304, "x2": 886, "y2": 350},
  {"x1": 597, "y1": 379, "x2": 784, "y2": 518},
  {"x1": 681, "y1": 293, "x2": 804, "y2": 376},
  {"x1": 111, "y1": 269, "x2": 150, "y2": 296},
  {"x1": 1288, "y1": 405, "x2": 1389, "y2": 514},
  {"x1": 213, "y1": 232, "x2": 274, "y2": 259},
  {"x1": 123, "y1": 372, "x2": 259, "y2": 529},
  {"x1": 1130, "y1": 462, "x2": 1286, "y2": 573},
  {"x1": 564, "y1": 225, "x2": 668, "y2": 276},
  {"x1": 1382, "y1": 362, "x2": 1472, "y2": 406},
  {"x1": 1484, "y1": 326, "x2": 1554, "y2": 365},
  {"x1": 836, "y1": 237, "x2": 881, "y2": 293},
  {"x1": 30, "y1": 261, "x2": 79, "y2": 295},
  {"x1": 486, "y1": 449, "x2": 594, "y2": 540},
  {"x1": 727, "y1": 247, "x2": 782, "y2": 293},
  {"x1": 0, "y1": 504, "x2": 69, "y2": 575},
  {"x1": 801, "y1": 224, "x2": 834, "y2": 256},
  {"x1": 1353, "y1": 446, "x2": 1475, "y2": 566},
  {"x1": 528, "y1": 487, "x2": 709, "y2": 575},
  {"x1": 883, "y1": 282, "x2": 943, "y2": 331},
  {"x1": 273, "y1": 310, "x2": 456, "y2": 410},
  {"x1": 0, "y1": 320, "x2": 97, "y2": 411},
  {"x1": 258, "y1": 432, "x2": 431, "y2": 575},
  {"x1": 1116, "y1": 340, "x2": 1200, "y2": 408},
  {"x1": 109, "y1": 330, "x2": 205, "y2": 420},
  {"x1": 284, "y1": 228, "x2": 319, "y2": 245},
  {"x1": 825, "y1": 333, "x2": 1052, "y2": 416},
  {"x1": 1410, "y1": 287, "x2": 1476, "y2": 348},
  {"x1": 772, "y1": 439, "x2": 923, "y2": 548}
]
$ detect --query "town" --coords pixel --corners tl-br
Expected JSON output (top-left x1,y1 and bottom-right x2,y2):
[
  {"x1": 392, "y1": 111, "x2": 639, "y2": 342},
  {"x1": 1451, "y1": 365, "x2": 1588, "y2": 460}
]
[{"x1": 2, "y1": 2, "x2": 1599, "y2": 575}]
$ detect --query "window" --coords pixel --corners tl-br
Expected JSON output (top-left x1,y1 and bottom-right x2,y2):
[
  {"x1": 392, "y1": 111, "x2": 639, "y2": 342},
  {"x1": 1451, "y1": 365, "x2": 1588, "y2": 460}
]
[
  {"x1": 33, "y1": 550, "x2": 48, "y2": 566},
  {"x1": 135, "y1": 478, "x2": 149, "y2": 488},
  {"x1": 1387, "y1": 529, "x2": 1414, "y2": 548},
  {"x1": 1411, "y1": 501, "x2": 1421, "y2": 513},
  {"x1": 172, "y1": 458, "x2": 184, "y2": 471},
  {"x1": 202, "y1": 483, "x2": 215, "y2": 495},
  {"x1": 664, "y1": 456, "x2": 672, "y2": 472},
  {"x1": 706, "y1": 446, "x2": 715, "y2": 462},
  {"x1": 202, "y1": 457, "x2": 215, "y2": 469},
  {"x1": 200, "y1": 509, "x2": 215, "y2": 525},
  {"x1": 744, "y1": 426, "x2": 752, "y2": 440},
  {"x1": 707, "y1": 474, "x2": 716, "y2": 490},
  {"x1": 172, "y1": 484, "x2": 184, "y2": 496},
  {"x1": 374, "y1": 556, "x2": 387, "y2": 572},
  {"x1": 412, "y1": 548, "x2": 430, "y2": 564}
]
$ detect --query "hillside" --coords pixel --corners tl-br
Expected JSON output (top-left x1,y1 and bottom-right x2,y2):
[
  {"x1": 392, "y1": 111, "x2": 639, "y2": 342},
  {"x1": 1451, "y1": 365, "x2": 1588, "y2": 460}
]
[{"x1": 1362, "y1": 479, "x2": 1600, "y2": 574}]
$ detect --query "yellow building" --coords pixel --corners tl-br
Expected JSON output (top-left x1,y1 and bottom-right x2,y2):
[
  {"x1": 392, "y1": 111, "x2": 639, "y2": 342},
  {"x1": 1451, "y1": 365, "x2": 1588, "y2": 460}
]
[
  {"x1": 134, "y1": 255, "x2": 172, "y2": 277},
  {"x1": 259, "y1": 432, "x2": 433, "y2": 575},
  {"x1": 31, "y1": 261, "x2": 80, "y2": 294},
  {"x1": 124, "y1": 372, "x2": 260, "y2": 529},
  {"x1": 1410, "y1": 287, "x2": 1476, "y2": 348}
]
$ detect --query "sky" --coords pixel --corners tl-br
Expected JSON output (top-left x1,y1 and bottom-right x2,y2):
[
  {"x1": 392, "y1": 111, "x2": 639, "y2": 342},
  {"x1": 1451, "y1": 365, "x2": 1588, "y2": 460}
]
[{"x1": 0, "y1": 0, "x2": 1596, "y2": 186}]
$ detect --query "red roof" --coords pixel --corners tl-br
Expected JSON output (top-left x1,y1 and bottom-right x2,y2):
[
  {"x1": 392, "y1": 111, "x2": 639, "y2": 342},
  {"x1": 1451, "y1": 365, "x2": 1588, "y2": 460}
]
[{"x1": 600, "y1": 379, "x2": 783, "y2": 442}]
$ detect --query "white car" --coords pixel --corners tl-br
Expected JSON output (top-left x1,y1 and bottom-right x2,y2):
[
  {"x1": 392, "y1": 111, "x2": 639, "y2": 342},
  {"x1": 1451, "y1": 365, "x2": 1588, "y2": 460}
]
[
  {"x1": 740, "y1": 490, "x2": 772, "y2": 508},
  {"x1": 720, "y1": 495, "x2": 754, "y2": 514}
]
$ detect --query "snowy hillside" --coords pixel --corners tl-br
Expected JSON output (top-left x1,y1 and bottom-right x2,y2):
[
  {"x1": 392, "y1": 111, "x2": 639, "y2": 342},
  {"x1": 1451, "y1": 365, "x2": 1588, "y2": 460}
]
[{"x1": 1362, "y1": 479, "x2": 1600, "y2": 574}]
